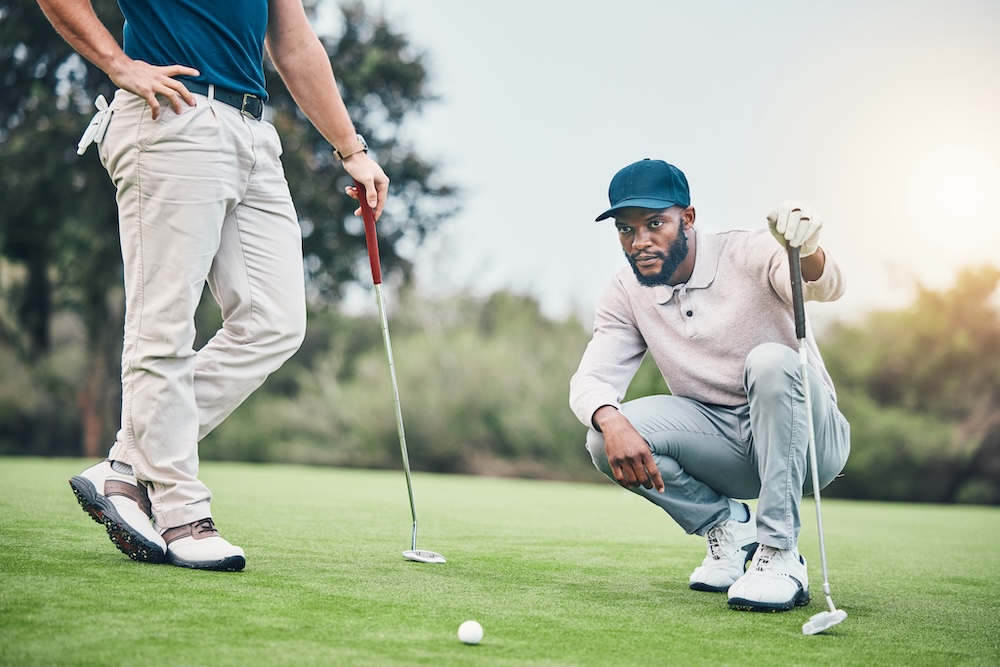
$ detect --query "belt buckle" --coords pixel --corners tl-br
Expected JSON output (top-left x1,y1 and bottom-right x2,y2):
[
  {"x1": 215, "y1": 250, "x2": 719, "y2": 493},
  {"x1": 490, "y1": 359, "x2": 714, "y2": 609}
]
[{"x1": 240, "y1": 93, "x2": 261, "y2": 119}]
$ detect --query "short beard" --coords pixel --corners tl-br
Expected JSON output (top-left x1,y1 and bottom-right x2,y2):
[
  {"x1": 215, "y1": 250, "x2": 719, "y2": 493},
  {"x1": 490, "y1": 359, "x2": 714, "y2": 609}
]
[{"x1": 625, "y1": 228, "x2": 690, "y2": 287}]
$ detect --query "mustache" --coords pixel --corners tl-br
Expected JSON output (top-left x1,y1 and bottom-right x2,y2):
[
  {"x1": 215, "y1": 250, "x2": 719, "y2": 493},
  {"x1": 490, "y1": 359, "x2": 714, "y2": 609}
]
[{"x1": 629, "y1": 250, "x2": 668, "y2": 262}]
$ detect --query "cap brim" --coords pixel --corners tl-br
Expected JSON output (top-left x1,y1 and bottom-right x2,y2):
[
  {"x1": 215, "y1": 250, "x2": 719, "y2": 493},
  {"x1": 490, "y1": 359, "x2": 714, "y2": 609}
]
[{"x1": 595, "y1": 197, "x2": 685, "y2": 221}]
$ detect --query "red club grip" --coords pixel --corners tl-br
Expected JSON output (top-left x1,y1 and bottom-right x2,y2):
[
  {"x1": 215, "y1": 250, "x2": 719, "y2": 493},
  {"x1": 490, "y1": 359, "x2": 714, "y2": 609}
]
[{"x1": 355, "y1": 180, "x2": 381, "y2": 285}]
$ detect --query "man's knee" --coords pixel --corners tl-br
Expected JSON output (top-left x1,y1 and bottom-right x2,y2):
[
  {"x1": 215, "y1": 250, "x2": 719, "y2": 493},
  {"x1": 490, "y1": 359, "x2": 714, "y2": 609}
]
[
  {"x1": 744, "y1": 342, "x2": 797, "y2": 396},
  {"x1": 278, "y1": 306, "x2": 307, "y2": 359},
  {"x1": 251, "y1": 300, "x2": 306, "y2": 370}
]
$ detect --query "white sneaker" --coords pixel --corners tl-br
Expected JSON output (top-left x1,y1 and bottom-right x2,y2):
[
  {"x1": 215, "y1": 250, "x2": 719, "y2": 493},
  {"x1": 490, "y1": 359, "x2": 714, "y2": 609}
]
[
  {"x1": 69, "y1": 460, "x2": 167, "y2": 563},
  {"x1": 161, "y1": 518, "x2": 246, "y2": 572},
  {"x1": 689, "y1": 504, "x2": 758, "y2": 592},
  {"x1": 727, "y1": 545, "x2": 810, "y2": 612}
]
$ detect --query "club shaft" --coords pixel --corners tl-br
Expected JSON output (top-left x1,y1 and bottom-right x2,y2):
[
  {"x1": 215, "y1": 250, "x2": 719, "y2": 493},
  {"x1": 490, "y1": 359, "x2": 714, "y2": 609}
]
[
  {"x1": 374, "y1": 283, "x2": 419, "y2": 552},
  {"x1": 800, "y1": 339, "x2": 835, "y2": 611},
  {"x1": 788, "y1": 245, "x2": 836, "y2": 612},
  {"x1": 354, "y1": 179, "x2": 420, "y2": 553}
]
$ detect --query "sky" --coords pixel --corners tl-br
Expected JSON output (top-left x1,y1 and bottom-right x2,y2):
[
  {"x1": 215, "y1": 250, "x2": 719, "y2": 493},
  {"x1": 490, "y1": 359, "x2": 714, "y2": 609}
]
[{"x1": 332, "y1": 0, "x2": 1000, "y2": 327}]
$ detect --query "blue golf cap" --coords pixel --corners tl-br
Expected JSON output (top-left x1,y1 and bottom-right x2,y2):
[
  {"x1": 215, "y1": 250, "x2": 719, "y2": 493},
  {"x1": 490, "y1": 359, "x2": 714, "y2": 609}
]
[{"x1": 595, "y1": 159, "x2": 691, "y2": 221}]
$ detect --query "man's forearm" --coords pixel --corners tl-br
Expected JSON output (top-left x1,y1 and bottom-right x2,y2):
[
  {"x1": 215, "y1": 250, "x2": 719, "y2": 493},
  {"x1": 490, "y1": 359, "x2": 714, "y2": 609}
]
[
  {"x1": 265, "y1": 29, "x2": 359, "y2": 154},
  {"x1": 36, "y1": 0, "x2": 129, "y2": 79}
]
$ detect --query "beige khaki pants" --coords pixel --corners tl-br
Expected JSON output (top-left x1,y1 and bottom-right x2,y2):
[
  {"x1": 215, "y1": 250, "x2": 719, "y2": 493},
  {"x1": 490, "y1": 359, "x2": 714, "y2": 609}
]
[{"x1": 98, "y1": 89, "x2": 306, "y2": 528}]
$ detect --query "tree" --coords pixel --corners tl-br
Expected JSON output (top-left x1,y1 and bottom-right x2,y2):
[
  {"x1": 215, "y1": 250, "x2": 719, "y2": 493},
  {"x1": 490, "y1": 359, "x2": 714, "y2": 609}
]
[
  {"x1": 823, "y1": 266, "x2": 1000, "y2": 503},
  {"x1": 0, "y1": 0, "x2": 121, "y2": 359},
  {"x1": 0, "y1": 0, "x2": 457, "y2": 455},
  {"x1": 268, "y1": 1, "x2": 458, "y2": 302}
]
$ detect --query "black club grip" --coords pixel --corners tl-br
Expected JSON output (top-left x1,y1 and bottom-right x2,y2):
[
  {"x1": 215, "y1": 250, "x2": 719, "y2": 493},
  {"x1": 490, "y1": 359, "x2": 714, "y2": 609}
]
[{"x1": 787, "y1": 245, "x2": 806, "y2": 340}]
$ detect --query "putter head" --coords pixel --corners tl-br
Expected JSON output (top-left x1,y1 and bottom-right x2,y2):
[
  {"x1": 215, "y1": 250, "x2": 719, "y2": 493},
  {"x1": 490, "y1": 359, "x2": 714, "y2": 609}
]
[
  {"x1": 802, "y1": 609, "x2": 848, "y2": 635},
  {"x1": 403, "y1": 549, "x2": 446, "y2": 564}
]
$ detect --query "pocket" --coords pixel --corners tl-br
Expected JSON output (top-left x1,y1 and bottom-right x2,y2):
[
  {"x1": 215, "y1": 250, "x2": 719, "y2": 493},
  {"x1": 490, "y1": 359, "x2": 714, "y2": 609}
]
[
  {"x1": 265, "y1": 120, "x2": 284, "y2": 158},
  {"x1": 138, "y1": 95, "x2": 221, "y2": 153}
]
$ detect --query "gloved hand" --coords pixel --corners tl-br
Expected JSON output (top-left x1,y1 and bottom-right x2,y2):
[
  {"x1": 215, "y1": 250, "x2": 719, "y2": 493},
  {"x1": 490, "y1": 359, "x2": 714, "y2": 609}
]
[{"x1": 767, "y1": 201, "x2": 823, "y2": 257}]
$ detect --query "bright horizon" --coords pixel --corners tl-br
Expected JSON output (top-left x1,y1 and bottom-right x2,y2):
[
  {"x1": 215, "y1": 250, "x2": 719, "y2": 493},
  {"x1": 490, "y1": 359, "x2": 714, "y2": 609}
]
[{"x1": 333, "y1": 0, "x2": 1000, "y2": 325}]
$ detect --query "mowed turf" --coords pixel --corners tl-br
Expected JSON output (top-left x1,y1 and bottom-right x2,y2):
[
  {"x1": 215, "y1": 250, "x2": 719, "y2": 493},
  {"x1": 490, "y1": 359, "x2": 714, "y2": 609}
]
[{"x1": 1, "y1": 458, "x2": 998, "y2": 666}]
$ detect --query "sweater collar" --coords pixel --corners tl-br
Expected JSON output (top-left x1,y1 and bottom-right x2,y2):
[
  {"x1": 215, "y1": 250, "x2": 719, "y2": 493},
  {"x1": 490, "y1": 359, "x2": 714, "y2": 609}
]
[{"x1": 653, "y1": 230, "x2": 719, "y2": 304}]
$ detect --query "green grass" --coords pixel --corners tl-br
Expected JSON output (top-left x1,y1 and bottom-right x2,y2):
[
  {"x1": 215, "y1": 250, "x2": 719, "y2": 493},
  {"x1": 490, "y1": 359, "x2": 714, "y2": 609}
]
[{"x1": 1, "y1": 458, "x2": 998, "y2": 666}]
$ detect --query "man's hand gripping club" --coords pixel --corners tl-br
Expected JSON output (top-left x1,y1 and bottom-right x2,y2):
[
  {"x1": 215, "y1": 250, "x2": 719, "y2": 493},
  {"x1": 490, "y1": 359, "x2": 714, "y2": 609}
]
[{"x1": 767, "y1": 201, "x2": 827, "y2": 282}]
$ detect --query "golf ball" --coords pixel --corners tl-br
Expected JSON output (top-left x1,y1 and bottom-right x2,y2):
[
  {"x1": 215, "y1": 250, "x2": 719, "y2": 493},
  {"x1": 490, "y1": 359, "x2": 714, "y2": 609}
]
[{"x1": 458, "y1": 620, "x2": 483, "y2": 645}]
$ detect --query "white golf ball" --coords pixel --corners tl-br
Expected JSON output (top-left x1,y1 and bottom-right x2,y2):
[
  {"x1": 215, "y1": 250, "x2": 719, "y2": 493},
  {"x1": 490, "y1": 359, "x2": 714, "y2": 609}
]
[{"x1": 457, "y1": 620, "x2": 483, "y2": 645}]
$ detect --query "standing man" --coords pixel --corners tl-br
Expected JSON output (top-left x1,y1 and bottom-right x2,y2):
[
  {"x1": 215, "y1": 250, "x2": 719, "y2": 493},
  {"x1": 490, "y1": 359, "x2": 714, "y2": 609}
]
[
  {"x1": 570, "y1": 158, "x2": 850, "y2": 611},
  {"x1": 37, "y1": 0, "x2": 389, "y2": 571}
]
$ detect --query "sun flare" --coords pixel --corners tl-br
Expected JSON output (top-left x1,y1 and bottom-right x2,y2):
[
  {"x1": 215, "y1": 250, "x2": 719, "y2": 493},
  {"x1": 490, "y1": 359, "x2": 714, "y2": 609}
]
[{"x1": 907, "y1": 145, "x2": 1000, "y2": 226}]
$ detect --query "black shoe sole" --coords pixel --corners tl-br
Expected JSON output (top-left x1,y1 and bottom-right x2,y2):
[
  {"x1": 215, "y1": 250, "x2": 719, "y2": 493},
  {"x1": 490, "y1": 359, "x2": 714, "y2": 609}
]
[
  {"x1": 168, "y1": 553, "x2": 246, "y2": 572},
  {"x1": 69, "y1": 476, "x2": 167, "y2": 564},
  {"x1": 689, "y1": 541, "x2": 759, "y2": 593},
  {"x1": 689, "y1": 582, "x2": 730, "y2": 593},
  {"x1": 728, "y1": 588, "x2": 811, "y2": 612}
]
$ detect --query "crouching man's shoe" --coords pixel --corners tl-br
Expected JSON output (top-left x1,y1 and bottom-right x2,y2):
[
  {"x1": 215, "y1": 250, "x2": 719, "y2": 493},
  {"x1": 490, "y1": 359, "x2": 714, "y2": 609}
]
[
  {"x1": 69, "y1": 459, "x2": 167, "y2": 563},
  {"x1": 161, "y1": 518, "x2": 246, "y2": 572},
  {"x1": 689, "y1": 503, "x2": 758, "y2": 592},
  {"x1": 727, "y1": 545, "x2": 810, "y2": 611}
]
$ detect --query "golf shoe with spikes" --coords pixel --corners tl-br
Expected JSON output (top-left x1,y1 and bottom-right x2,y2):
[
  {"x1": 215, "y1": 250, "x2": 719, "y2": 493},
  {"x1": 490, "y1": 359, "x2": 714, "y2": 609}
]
[
  {"x1": 161, "y1": 518, "x2": 245, "y2": 572},
  {"x1": 689, "y1": 504, "x2": 758, "y2": 592},
  {"x1": 727, "y1": 544, "x2": 811, "y2": 612},
  {"x1": 69, "y1": 459, "x2": 167, "y2": 563}
]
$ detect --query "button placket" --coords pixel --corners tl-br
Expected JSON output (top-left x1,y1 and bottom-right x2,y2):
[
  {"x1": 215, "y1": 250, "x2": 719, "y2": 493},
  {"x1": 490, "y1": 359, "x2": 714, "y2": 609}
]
[{"x1": 679, "y1": 290, "x2": 698, "y2": 336}]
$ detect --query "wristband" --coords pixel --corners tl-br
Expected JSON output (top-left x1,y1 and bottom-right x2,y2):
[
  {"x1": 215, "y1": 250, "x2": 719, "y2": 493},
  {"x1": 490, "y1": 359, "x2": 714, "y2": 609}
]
[{"x1": 334, "y1": 133, "x2": 368, "y2": 161}]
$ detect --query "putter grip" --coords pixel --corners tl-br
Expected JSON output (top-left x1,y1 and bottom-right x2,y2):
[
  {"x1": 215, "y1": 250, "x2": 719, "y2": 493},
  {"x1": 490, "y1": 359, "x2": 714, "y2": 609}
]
[
  {"x1": 355, "y1": 180, "x2": 382, "y2": 285},
  {"x1": 787, "y1": 245, "x2": 806, "y2": 339}
]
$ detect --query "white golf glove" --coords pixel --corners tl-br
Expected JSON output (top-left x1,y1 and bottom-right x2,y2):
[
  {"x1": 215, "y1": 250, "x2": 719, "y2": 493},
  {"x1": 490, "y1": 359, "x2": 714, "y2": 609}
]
[
  {"x1": 767, "y1": 201, "x2": 823, "y2": 257},
  {"x1": 77, "y1": 95, "x2": 112, "y2": 156}
]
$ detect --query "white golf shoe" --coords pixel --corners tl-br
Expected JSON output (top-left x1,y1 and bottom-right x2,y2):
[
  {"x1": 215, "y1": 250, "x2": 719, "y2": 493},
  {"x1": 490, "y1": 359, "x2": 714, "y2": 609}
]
[
  {"x1": 161, "y1": 518, "x2": 246, "y2": 572},
  {"x1": 727, "y1": 544, "x2": 811, "y2": 612},
  {"x1": 689, "y1": 504, "x2": 758, "y2": 592},
  {"x1": 69, "y1": 459, "x2": 167, "y2": 563}
]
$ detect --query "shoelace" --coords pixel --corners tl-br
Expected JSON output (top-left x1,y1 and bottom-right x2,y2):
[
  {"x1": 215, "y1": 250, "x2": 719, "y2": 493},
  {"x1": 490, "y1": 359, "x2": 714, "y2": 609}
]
[
  {"x1": 192, "y1": 518, "x2": 217, "y2": 536},
  {"x1": 705, "y1": 524, "x2": 735, "y2": 560},
  {"x1": 752, "y1": 545, "x2": 785, "y2": 572}
]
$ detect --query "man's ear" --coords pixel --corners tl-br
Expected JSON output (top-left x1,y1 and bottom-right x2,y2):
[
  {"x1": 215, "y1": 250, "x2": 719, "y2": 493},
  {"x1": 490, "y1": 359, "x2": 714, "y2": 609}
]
[{"x1": 683, "y1": 206, "x2": 696, "y2": 228}]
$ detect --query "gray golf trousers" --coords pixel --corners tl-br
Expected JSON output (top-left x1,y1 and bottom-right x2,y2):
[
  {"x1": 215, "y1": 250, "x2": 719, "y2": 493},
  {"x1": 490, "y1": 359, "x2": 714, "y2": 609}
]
[{"x1": 585, "y1": 342, "x2": 851, "y2": 550}]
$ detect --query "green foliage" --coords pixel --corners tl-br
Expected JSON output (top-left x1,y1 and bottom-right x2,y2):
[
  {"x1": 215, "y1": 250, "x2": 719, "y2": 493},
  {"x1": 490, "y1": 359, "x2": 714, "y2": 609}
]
[
  {"x1": 0, "y1": 314, "x2": 84, "y2": 455},
  {"x1": 267, "y1": 1, "x2": 459, "y2": 302},
  {"x1": 0, "y1": 1, "x2": 456, "y2": 452},
  {"x1": 824, "y1": 266, "x2": 1000, "y2": 503},
  {"x1": 3, "y1": 3, "x2": 998, "y2": 505},
  {"x1": 200, "y1": 290, "x2": 603, "y2": 482},
  {"x1": 829, "y1": 388, "x2": 962, "y2": 502},
  {"x1": 5, "y1": 267, "x2": 999, "y2": 503},
  {"x1": 624, "y1": 355, "x2": 671, "y2": 402},
  {"x1": 0, "y1": 0, "x2": 122, "y2": 355},
  {"x1": 826, "y1": 266, "x2": 1000, "y2": 418}
]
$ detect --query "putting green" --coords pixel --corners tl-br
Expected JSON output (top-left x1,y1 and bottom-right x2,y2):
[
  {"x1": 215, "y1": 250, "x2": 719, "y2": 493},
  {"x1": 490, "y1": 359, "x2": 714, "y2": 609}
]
[{"x1": 1, "y1": 458, "x2": 997, "y2": 666}]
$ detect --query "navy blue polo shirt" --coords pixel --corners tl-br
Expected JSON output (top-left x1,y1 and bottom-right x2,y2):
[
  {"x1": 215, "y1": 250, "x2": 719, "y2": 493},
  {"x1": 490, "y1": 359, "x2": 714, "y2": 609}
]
[{"x1": 118, "y1": 0, "x2": 269, "y2": 100}]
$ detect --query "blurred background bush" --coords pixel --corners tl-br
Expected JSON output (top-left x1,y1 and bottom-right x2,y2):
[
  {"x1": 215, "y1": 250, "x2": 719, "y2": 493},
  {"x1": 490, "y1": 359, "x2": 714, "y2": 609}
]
[{"x1": 2, "y1": 1, "x2": 997, "y2": 504}]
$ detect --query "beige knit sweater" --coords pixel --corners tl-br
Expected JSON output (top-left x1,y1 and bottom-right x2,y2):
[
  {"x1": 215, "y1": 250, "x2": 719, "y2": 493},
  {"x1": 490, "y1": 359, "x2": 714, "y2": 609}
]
[{"x1": 569, "y1": 228, "x2": 846, "y2": 427}]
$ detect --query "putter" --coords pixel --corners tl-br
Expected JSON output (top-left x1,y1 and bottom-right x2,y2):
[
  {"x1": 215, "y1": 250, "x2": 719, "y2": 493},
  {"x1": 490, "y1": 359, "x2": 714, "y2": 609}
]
[
  {"x1": 788, "y1": 245, "x2": 847, "y2": 634},
  {"x1": 355, "y1": 181, "x2": 445, "y2": 564}
]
